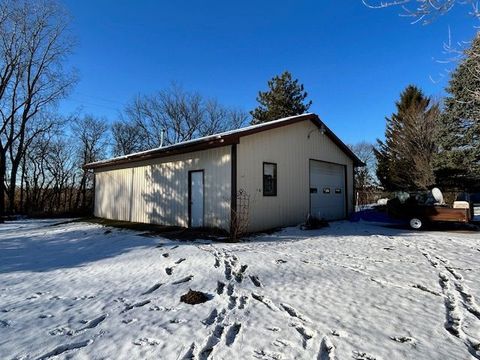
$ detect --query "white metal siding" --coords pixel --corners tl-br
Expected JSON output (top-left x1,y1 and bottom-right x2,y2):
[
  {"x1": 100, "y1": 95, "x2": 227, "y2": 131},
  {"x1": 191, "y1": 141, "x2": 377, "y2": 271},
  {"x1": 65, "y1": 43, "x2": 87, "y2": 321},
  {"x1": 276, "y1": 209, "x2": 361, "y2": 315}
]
[
  {"x1": 237, "y1": 120, "x2": 354, "y2": 232},
  {"x1": 94, "y1": 146, "x2": 231, "y2": 230}
]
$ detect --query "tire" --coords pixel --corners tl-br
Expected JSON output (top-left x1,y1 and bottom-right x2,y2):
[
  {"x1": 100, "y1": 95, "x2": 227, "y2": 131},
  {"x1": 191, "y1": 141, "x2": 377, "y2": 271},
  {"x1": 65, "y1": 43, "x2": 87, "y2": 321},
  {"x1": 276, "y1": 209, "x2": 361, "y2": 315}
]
[{"x1": 409, "y1": 218, "x2": 423, "y2": 230}]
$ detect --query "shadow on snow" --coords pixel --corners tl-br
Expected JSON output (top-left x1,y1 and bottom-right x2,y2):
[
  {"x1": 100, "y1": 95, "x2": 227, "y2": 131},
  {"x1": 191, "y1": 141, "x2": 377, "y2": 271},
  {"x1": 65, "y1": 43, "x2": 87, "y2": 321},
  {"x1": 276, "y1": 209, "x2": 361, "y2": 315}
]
[{"x1": 0, "y1": 219, "x2": 158, "y2": 273}]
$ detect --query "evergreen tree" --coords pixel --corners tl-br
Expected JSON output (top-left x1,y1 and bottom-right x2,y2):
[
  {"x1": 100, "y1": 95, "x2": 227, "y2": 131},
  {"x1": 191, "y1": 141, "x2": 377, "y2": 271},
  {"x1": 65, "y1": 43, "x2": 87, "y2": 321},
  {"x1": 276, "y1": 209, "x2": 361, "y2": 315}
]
[
  {"x1": 375, "y1": 85, "x2": 440, "y2": 191},
  {"x1": 250, "y1": 71, "x2": 312, "y2": 124},
  {"x1": 435, "y1": 33, "x2": 480, "y2": 191}
]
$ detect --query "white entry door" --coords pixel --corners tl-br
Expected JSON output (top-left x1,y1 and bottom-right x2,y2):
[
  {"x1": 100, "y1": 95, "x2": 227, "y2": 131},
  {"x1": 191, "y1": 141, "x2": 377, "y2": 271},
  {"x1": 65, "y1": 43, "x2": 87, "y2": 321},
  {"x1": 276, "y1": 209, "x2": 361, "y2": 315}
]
[
  {"x1": 189, "y1": 170, "x2": 204, "y2": 227},
  {"x1": 309, "y1": 160, "x2": 346, "y2": 220}
]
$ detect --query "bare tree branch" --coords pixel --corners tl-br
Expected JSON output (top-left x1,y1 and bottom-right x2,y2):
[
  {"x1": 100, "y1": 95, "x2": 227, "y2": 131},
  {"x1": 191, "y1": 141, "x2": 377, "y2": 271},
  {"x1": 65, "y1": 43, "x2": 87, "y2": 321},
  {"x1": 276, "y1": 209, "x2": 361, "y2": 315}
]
[
  {"x1": 363, "y1": 0, "x2": 479, "y2": 24},
  {"x1": 116, "y1": 84, "x2": 248, "y2": 155}
]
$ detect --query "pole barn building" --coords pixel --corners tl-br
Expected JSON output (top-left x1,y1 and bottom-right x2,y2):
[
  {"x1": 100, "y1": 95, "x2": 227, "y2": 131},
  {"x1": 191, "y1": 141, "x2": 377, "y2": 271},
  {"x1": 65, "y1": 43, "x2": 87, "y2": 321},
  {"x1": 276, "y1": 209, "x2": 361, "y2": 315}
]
[{"x1": 85, "y1": 114, "x2": 363, "y2": 233}]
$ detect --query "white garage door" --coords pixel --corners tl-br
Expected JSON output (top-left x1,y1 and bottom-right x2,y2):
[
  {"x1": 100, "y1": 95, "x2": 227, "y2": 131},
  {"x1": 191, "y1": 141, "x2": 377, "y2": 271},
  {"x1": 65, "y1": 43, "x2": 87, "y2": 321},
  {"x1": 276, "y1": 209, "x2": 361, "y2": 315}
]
[{"x1": 309, "y1": 160, "x2": 346, "y2": 220}]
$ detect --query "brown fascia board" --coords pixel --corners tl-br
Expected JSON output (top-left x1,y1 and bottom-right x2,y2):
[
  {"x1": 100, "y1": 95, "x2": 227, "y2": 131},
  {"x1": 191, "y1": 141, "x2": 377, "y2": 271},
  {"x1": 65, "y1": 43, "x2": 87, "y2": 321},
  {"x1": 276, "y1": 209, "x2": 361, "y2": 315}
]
[
  {"x1": 312, "y1": 116, "x2": 365, "y2": 167},
  {"x1": 83, "y1": 137, "x2": 238, "y2": 170},
  {"x1": 84, "y1": 113, "x2": 364, "y2": 170}
]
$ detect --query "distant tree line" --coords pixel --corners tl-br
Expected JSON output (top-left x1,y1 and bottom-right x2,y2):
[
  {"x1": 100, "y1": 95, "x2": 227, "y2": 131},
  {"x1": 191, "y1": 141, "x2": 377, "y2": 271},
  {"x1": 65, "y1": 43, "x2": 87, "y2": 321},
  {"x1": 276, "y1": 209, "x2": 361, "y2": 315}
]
[
  {"x1": 0, "y1": 2, "x2": 314, "y2": 221},
  {"x1": 0, "y1": 0, "x2": 251, "y2": 220},
  {"x1": 2, "y1": 0, "x2": 478, "y2": 220}
]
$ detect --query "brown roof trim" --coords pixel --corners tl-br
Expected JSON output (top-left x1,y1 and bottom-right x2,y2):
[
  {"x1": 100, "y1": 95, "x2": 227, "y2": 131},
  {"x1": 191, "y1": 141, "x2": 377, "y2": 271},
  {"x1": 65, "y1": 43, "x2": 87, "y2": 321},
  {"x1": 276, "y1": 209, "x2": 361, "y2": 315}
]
[
  {"x1": 84, "y1": 113, "x2": 364, "y2": 170},
  {"x1": 312, "y1": 115, "x2": 365, "y2": 167}
]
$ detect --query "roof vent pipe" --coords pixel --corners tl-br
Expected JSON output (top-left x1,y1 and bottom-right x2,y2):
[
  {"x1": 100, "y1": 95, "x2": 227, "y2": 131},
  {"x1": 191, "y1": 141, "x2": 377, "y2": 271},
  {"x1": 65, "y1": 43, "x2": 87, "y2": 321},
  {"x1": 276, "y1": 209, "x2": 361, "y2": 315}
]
[{"x1": 160, "y1": 129, "x2": 165, "y2": 148}]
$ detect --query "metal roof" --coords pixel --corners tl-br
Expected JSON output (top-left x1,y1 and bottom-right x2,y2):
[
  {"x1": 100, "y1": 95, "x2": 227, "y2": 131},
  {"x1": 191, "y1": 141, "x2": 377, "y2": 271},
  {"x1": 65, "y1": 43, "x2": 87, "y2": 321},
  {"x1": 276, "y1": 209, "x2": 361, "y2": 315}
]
[{"x1": 84, "y1": 113, "x2": 364, "y2": 169}]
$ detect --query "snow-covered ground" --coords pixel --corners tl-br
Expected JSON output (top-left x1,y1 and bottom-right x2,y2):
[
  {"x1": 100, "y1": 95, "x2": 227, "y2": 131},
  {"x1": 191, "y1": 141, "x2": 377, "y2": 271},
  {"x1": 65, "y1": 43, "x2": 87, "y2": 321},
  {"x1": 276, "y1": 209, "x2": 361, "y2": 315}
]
[{"x1": 1, "y1": 219, "x2": 480, "y2": 360}]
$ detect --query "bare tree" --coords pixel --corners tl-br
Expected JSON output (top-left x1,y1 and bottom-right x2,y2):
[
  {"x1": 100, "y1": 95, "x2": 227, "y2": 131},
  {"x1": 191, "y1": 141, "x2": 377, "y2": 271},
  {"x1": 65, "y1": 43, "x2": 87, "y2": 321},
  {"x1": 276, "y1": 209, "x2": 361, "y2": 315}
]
[
  {"x1": 0, "y1": 0, "x2": 76, "y2": 218},
  {"x1": 116, "y1": 84, "x2": 248, "y2": 155},
  {"x1": 111, "y1": 119, "x2": 144, "y2": 157},
  {"x1": 125, "y1": 85, "x2": 204, "y2": 149},
  {"x1": 201, "y1": 100, "x2": 247, "y2": 136},
  {"x1": 22, "y1": 129, "x2": 78, "y2": 215},
  {"x1": 362, "y1": 0, "x2": 479, "y2": 24},
  {"x1": 72, "y1": 115, "x2": 109, "y2": 211},
  {"x1": 349, "y1": 142, "x2": 378, "y2": 205}
]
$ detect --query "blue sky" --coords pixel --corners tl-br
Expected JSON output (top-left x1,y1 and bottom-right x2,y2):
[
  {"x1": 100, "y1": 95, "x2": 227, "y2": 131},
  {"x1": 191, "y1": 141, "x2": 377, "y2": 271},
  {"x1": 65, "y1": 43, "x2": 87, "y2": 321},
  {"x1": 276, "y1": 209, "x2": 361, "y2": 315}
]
[{"x1": 59, "y1": 0, "x2": 477, "y2": 144}]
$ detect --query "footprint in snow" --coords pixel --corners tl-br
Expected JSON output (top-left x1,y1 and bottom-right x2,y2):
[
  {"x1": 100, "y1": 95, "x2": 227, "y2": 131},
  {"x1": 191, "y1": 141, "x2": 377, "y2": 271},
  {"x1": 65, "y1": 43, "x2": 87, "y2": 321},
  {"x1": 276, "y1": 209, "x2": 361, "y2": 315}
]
[
  {"x1": 250, "y1": 275, "x2": 262, "y2": 287},
  {"x1": 253, "y1": 349, "x2": 283, "y2": 359},
  {"x1": 412, "y1": 284, "x2": 441, "y2": 296},
  {"x1": 39, "y1": 314, "x2": 54, "y2": 319},
  {"x1": 170, "y1": 318, "x2": 186, "y2": 324},
  {"x1": 162, "y1": 253, "x2": 170, "y2": 258},
  {"x1": 239, "y1": 295, "x2": 249, "y2": 309},
  {"x1": 49, "y1": 326, "x2": 75, "y2": 336},
  {"x1": 352, "y1": 351, "x2": 378, "y2": 360},
  {"x1": 36, "y1": 339, "x2": 93, "y2": 360},
  {"x1": 275, "y1": 259, "x2": 287, "y2": 264},
  {"x1": 216, "y1": 281, "x2": 225, "y2": 295},
  {"x1": 26, "y1": 293, "x2": 41, "y2": 300},
  {"x1": 266, "y1": 326, "x2": 281, "y2": 332},
  {"x1": 202, "y1": 309, "x2": 219, "y2": 326},
  {"x1": 181, "y1": 342, "x2": 197, "y2": 359},
  {"x1": 455, "y1": 283, "x2": 480, "y2": 320},
  {"x1": 272, "y1": 338, "x2": 292, "y2": 348},
  {"x1": 228, "y1": 296, "x2": 238, "y2": 310},
  {"x1": 0, "y1": 319, "x2": 11, "y2": 327},
  {"x1": 165, "y1": 267, "x2": 173, "y2": 275},
  {"x1": 280, "y1": 303, "x2": 311, "y2": 322},
  {"x1": 121, "y1": 300, "x2": 151, "y2": 313},
  {"x1": 291, "y1": 322, "x2": 315, "y2": 349},
  {"x1": 73, "y1": 295, "x2": 95, "y2": 300},
  {"x1": 172, "y1": 275, "x2": 194, "y2": 285},
  {"x1": 198, "y1": 324, "x2": 225, "y2": 360},
  {"x1": 251, "y1": 293, "x2": 278, "y2": 312},
  {"x1": 142, "y1": 282, "x2": 163, "y2": 295},
  {"x1": 224, "y1": 260, "x2": 233, "y2": 280},
  {"x1": 234, "y1": 265, "x2": 248, "y2": 283},
  {"x1": 80, "y1": 314, "x2": 107, "y2": 331},
  {"x1": 331, "y1": 329, "x2": 348, "y2": 337},
  {"x1": 225, "y1": 323, "x2": 241, "y2": 346},
  {"x1": 391, "y1": 336, "x2": 416, "y2": 345},
  {"x1": 133, "y1": 337, "x2": 160, "y2": 346},
  {"x1": 319, "y1": 336, "x2": 336, "y2": 360}
]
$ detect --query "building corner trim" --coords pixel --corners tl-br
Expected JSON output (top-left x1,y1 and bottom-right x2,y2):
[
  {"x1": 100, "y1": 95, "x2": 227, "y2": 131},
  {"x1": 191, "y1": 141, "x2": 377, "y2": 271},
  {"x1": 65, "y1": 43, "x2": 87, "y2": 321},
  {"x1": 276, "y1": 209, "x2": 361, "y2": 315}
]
[{"x1": 230, "y1": 144, "x2": 237, "y2": 235}]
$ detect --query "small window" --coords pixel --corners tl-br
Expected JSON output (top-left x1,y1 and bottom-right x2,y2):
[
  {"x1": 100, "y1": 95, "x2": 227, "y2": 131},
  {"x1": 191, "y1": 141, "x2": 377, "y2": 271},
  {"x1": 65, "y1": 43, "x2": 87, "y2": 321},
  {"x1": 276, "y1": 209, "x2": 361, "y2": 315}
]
[
  {"x1": 263, "y1": 162, "x2": 277, "y2": 196},
  {"x1": 323, "y1": 187, "x2": 331, "y2": 194},
  {"x1": 335, "y1": 188, "x2": 342, "y2": 194}
]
